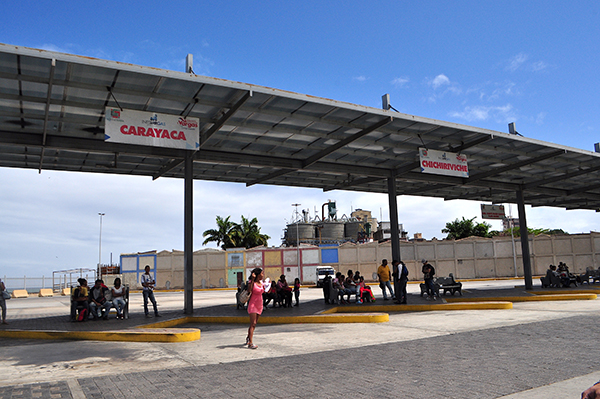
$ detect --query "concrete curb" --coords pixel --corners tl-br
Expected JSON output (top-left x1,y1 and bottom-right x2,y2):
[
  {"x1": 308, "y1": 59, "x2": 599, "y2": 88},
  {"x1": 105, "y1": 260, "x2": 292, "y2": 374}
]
[
  {"x1": 0, "y1": 327, "x2": 201, "y2": 342},
  {"x1": 528, "y1": 289, "x2": 600, "y2": 295},
  {"x1": 445, "y1": 293, "x2": 597, "y2": 303},
  {"x1": 322, "y1": 301, "x2": 514, "y2": 313},
  {"x1": 142, "y1": 313, "x2": 390, "y2": 328}
]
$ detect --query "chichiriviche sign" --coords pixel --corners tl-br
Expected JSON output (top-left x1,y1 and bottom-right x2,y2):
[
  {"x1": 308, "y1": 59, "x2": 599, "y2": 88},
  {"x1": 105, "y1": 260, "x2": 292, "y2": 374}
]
[
  {"x1": 419, "y1": 148, "x2": 469, "y2": 178},
  {"x1": 104, "y1": 108, "x2": 200, "y2": 150}
]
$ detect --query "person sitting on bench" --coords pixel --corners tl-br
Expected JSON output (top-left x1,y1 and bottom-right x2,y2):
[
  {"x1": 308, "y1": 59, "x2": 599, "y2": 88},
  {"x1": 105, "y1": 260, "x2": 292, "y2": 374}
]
[
  {"x1": 89, "y1": 279, "x2": 112, "y2": 320},
  {"x1": 276, "y1": 275, "x2": 293, "y2": 307},
  {"x1": 262, "y1": 278, "x2": 277, "y2": 308},
  {"x1": 358, "y1": 276, "x2": 375, "y2": 302},
  {"x1": 71, "y1": 278, "x2": 90, "y2": 322}
]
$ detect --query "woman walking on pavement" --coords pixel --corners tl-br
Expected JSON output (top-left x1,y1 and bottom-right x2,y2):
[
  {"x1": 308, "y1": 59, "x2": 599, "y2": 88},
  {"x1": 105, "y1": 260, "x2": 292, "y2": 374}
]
[{"x1": 246, "y1": 267, "x2": 265, "y2": 349}]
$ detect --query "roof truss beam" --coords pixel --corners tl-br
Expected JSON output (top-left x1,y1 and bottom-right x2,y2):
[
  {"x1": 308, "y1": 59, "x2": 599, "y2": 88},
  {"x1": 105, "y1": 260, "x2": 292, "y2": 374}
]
[{"x1": 245, "y1": 117, "x2": 393, "y2": 186}]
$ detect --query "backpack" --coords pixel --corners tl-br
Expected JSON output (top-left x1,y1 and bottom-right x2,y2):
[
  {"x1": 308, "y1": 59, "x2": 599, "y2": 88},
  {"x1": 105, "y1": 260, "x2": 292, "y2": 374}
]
[
  {"x1": 238, "y1": 282, "x2": 251, "y2": 304},
  {"x1": 77, "y1": 308, "x2": 88, "y2": 322},
  {"x1": 402, "y1": 264, "x2": 409, "y2": 277}
]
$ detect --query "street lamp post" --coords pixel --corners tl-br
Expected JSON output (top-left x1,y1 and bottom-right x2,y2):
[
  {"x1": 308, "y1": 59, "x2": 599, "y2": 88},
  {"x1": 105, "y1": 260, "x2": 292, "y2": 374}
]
[
  {"x1": 292, "y1": 204, "x2": 301, "y2": 274},
  {"x1": 98, "y1": 212, "x2": 105, "y2": 279}
]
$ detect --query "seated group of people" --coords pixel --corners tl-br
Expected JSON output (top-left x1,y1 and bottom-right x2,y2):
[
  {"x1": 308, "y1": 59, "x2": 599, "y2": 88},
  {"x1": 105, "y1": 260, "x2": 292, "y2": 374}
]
[
  {"x1": 262, "y1": 274, "x2": 300, "y2": 308},
  {"x1": 70, "y1": 277, "x2": 127, "y2": 321},
  {"x1": 543, "y1": 262, "x2": 574, "y2": 287},
  {"x1": 323, "y1": 270, "x2": 374, "y2": 304}
]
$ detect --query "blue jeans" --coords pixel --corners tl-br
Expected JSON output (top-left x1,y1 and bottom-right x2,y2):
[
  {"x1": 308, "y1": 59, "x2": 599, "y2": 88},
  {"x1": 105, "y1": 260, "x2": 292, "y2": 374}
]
[
  {"x1": 0, "y1": 296, "x2": 6, "y2": 321},
  {"x1": 143, "y1": 290, "x2": 159, "y2": 315},
  {"x1": 113, "y1": 297, "x2": 126, "y2": 316},
  {"x1": 425, "y1": 279, "x2": 436, "y2": 297},
  {"x1": 380, "y1": 281, "x2": 394, "y2": 299},
  {"x1": 71, "y1": 300, "x2": 89, "y2": 320},
  {"x1": 89, "y1": 301, "x2": 112, "y2": 318}
]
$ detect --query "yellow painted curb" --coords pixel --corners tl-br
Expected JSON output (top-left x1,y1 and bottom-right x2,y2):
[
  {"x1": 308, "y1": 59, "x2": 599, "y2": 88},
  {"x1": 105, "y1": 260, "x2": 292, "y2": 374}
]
[
  {"x1": 0, "y1": 328, "x2": 200, "y2": 342},
  {"x1": 142, "y1": 313, "x2": 389, "y2": 327},
  {"x1": 528, "y1": 289, "x2": 600, "y2": 295},
  {"x1": 445, "y1": 293, "x2": 597, "y2": 303},
  {"x1": 327, "y1": 302, "x2": 513, "y2": 313}
]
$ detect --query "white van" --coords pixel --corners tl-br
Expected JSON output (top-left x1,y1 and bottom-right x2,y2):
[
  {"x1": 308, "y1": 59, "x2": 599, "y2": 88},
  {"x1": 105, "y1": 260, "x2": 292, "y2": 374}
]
[{"x1": 316, "y1": 266, "x2": 336, "y2": 287}]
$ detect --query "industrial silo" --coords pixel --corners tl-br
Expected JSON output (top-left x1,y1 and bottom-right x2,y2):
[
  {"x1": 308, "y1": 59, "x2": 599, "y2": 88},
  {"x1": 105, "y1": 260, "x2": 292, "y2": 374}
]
[
  {"x1": 285, "y1": 222, "x2": 315, "y2": 245},
  {"x1": 318, "y1": 221, "x2": 345, "y2": 243},
  {"x1": 344, "y1": 219, "x2": 364, "y2": 241}
]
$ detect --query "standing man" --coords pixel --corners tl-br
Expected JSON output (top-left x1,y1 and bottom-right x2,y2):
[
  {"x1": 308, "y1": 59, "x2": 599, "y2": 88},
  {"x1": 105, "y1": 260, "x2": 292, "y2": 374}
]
[
  {"x1": 377, "y1": 259, "x2": 395, "y2": 300},
  {"x1": 141, "y1": 265, "x2": 161, "y2": 318},
  {"x1": 393, "y1": 260, "x2": 409, "y2": 304},
  {"x1": 0, "y1": 278, "x2": 8, "y2": 324}
]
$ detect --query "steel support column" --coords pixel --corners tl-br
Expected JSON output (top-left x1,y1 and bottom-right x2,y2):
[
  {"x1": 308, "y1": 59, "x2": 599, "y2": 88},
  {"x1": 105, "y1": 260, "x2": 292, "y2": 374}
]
[
  {"x1": 516, "y1": 187, "x2": 533, "y2": 290},
  {"x1": 387, "y1": 176, "x2": 401, "y2": 262},
  {"x1": 183, "y1": 152, "x2": 194, "y2": 314}
]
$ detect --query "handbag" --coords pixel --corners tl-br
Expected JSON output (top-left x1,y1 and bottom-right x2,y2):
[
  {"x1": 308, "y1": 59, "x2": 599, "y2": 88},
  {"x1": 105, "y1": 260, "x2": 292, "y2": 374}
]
[
  {"x1": 2, "y1": 290, "x2": 10, "y2": 300},
  {"x1": 238, "y1": 288, "x2": 251, "y2": 304}
]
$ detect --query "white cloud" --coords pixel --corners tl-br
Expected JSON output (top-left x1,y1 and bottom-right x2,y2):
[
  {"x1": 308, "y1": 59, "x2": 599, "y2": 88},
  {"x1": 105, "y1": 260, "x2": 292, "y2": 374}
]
[
  {"x1": 507, "y1": 53, "x2": 548, "y2": 73},
  {"x1": 39, "y1": 43, "x2": 70, "y2": 53},
  {"x1": 353, "y1": 75, "x2": 368, "y2": 82},
  {"x1": 536, "y1": 112, "x2": 546, "y2": 125},
  {"x1": 450, "y1": 104, "x2": 515, "y2": 123},
  {"x1": 507, "y1": 53, "x2": 528, "y2": 71},
  {"x1": 391, "y1": 77, "x2": 409, "y2": 87},
  {"x1": 430, "y1": 74, "x2": 450, "y2": 89},
  {"x1": 530, "y1": 61, "x2": 548, "y2": 72}
]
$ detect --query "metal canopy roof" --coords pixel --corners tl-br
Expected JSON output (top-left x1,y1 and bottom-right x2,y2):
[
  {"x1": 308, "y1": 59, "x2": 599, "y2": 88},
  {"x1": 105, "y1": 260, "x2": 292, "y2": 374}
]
[{"x1": 2, "y1": 43, "x2": 600, "y2": 211}]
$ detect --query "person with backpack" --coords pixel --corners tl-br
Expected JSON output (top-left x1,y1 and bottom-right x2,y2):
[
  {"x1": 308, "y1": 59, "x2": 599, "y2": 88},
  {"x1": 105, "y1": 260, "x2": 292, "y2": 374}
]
[
  {"x1": 246, "y1": 268, "x2": 265, "y2": 349},
  {"x1": 70, "y1": 278, "x2": 90, "y2": 322},
  {"x1": 393, "y1": 260, "x2": 409, "y2": 304}
]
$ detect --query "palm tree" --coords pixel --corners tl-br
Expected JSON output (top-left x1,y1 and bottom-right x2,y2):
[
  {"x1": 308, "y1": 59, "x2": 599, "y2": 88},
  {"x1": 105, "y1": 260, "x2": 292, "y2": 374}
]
[
  {"x1": 232, "y1": 215, "x2": 270, "y2": 248},
  {"x1": 202, "y1": 216, "x2": 237, "y2": 250}
]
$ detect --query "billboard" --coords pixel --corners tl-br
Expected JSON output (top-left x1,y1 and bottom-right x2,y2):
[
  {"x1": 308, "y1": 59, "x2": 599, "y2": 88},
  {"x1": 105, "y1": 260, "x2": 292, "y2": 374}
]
[
  {"x1": 419, "y1": 148, "x2": 469, "y2": 178},
  {"x1": 104, "y1": 107, "x2": 199, "y2": 150},
  {"x1": 481, "y1": 204, "x2": 506, "y2": 219}
]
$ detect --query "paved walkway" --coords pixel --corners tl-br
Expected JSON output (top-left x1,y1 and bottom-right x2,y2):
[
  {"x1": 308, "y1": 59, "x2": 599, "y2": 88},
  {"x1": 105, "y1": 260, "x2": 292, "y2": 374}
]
[{"x1": 1, "y1": 280, "x2": 600, "y2": 398}]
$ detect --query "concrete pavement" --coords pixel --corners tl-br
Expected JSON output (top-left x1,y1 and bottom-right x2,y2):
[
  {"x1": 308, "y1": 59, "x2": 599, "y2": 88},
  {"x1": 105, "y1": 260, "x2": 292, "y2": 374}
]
[{"x1": 1, "y1": 280, "x2": 600, "y2": 398}]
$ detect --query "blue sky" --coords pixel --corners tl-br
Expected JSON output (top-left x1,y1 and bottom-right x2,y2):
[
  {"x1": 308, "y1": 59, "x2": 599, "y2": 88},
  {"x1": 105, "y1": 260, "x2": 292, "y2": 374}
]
[{"x1": 1, "y1": 1, "x2": 600, "y2": 277}]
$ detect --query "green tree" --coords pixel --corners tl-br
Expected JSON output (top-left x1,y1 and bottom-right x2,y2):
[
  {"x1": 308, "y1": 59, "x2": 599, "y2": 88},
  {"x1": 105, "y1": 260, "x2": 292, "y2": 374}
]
[
  {"x1": 232, "y1": 215, "x2": 270, "y2": 248},
  {"x1": 202, "y1": 215, "x2": 238, "y2": 250},
  {"x1": 442, "y1": 216, "x2": 493, "y2": 240},
  {"x1": 202, "y1": 215, "x2": 270, "y2": 249}
]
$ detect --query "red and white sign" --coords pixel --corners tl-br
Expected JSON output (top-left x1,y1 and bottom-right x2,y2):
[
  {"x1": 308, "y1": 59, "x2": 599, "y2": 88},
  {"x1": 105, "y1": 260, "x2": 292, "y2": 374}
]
[
  {"x1": 419, "y1": 148, "x2": 469, "y2": 178},
  {"x1": 105, "y1": 108, "x2": 199, "y2": 151},
  {"x1": 481, "y1": 204, "x2": 505, "y2": 219}
]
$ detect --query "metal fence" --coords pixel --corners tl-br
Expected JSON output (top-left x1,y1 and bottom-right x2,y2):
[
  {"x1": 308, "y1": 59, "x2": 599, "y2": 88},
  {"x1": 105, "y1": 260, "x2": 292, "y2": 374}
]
[
  {"x1": 2, "y1": 268, "x2": 97, "y2": 293},
  {"x1": 2, "y1": 275, "x2": 51, "y2": 292}
]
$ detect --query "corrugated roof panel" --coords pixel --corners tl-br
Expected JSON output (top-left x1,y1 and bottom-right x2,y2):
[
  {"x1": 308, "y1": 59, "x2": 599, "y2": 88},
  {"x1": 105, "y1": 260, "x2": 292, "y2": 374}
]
[{"x1": 2, "y1": 43, "x2": 600, "y2": 210}]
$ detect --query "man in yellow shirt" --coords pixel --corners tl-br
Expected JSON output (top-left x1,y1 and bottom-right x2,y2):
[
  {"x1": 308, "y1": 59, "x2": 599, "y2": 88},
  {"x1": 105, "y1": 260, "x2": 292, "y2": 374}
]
[{"x1": 377, "y1": 259, "x2": 395, "y2": 300}]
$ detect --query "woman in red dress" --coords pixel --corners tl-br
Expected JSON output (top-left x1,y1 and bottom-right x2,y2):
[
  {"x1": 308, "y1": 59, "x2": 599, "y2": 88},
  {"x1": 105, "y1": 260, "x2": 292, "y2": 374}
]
[{"x1": 246, "y1": 267, "x2": 264, "y2": 349}]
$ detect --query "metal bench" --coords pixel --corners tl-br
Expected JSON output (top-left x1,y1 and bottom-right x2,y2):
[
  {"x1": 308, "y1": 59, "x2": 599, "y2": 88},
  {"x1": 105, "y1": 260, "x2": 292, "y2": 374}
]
[{"x1": 420, "y1": 273, "x2": 462, "y2": 297}]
